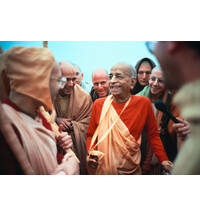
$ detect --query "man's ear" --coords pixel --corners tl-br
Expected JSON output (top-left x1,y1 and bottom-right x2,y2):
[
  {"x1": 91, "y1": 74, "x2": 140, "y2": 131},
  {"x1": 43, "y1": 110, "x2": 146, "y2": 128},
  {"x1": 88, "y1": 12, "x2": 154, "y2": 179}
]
[
  {"x1": 130, "y1": 78, "x2": 137, "y2": 89},
  {"x1": 81, "y1": 73, "x2": 84, "y2": 79}
]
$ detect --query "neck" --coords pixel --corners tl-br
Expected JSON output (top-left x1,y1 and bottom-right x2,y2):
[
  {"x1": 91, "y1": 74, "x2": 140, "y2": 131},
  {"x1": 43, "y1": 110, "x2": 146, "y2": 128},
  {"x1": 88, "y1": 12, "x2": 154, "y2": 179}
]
[
  {"x1": 9, "y1": 91, "x2": 39, "y2": 118},
  {"x1": 150, "y1": 93, "x2": 162, "y2": 103},
  {"x1": 113, "y1": 95, "x2": 130, "y2": 103}
]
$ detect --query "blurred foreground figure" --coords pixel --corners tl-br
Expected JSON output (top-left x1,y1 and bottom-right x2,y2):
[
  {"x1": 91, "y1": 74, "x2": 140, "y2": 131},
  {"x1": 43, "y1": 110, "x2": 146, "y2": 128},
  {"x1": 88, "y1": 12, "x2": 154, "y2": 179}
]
[
  {"x1": 0, "y1": 46, "x2": 79, "y2": 175},
  {"x1": 137, "y1": 66, "x2": 190, "y2": 174},
  {"x1": 147, "y1": 41, "x2": 200, "y2": 174}
]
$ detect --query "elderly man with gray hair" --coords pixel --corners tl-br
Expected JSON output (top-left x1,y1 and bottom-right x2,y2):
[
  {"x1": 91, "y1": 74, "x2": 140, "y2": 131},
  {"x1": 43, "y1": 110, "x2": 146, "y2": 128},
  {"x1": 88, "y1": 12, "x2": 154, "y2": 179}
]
[{"x1": 86, "y1": 62, "x2": 172, "y2": 175}]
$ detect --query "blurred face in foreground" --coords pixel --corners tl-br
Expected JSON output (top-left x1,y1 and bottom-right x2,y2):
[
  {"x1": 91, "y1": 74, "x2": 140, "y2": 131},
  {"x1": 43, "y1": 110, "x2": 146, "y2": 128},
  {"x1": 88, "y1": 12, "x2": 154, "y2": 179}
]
[
  {"x1": 92, "y1": 69, "x2": 109, "y2": 98},
  {"x1": 50, "y1": 62, "x2": 63, "y2": 102}
]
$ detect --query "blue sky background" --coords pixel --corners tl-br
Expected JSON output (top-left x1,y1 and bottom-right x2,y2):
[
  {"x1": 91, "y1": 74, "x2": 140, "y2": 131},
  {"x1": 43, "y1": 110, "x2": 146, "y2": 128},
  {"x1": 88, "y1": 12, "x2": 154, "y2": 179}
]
[{"x1": 0, "y1": 41, "x2": 158, "y2": 83}]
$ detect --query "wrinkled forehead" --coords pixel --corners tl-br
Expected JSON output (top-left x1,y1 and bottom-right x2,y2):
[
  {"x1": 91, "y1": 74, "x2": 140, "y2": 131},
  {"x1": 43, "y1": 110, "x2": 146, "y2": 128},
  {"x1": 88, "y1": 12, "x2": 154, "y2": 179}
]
[
  {"x1": 93, "y1": 73, "x2": 108, "y2": 81},
  {"x1": 110, "y1": 66, "x2": 129, "y2": 76},
  {"x1": 61, "y1": 62, "x2": 76, "y2": 78},
  {"x1": 151, "y1": 69, "x2": 164, "y2": 79}
]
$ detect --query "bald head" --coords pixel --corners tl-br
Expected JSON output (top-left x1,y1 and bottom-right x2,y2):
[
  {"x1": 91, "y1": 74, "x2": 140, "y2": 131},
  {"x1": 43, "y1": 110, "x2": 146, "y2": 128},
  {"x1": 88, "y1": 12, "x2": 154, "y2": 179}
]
[
  {"x1": 60, "y1": 61, "x2": 76, "y2": 77},
  {"x1": 111, "y1": 62, "x2": 136, "y2": 78},
  {"x1": 92, "y1": 68, "x2": 109, "y2": 98},
  {"x1": 59, "y1": 61, "x2": 77, "y2": 96},
  {"x1": 151, "y1": 66, "x2": 162, "y2": 74},
  {"x1": 92, "y1": 68, "x2": 108, "y2": 81}
]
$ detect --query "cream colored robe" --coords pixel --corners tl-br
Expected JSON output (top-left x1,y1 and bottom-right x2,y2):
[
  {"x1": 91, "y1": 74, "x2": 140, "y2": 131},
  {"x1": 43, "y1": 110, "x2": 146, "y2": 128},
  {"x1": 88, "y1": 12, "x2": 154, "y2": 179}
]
[
  {"x1": 54, "y1": 84, "x2": 93, "y2": 174},
  {"x1": 172, "y1": 79, "x2": 200, "y2": 174},
  {"x1": 88, "y1": 96, "x2": 141, "y2": 175},
  {"x1": 1, "y1": 104, "x2": 58, "y2": 174}
]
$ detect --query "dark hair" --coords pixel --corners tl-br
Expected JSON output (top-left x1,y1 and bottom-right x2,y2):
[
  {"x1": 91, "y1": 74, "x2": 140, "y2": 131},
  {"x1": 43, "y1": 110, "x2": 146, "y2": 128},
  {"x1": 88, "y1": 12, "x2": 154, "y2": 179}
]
[
  {"x1": 185, "y1": 41, "x2": 200, "y2": 54},
  {"x1": 130, "y1": 57, "x2": 156, "y2": 95}
]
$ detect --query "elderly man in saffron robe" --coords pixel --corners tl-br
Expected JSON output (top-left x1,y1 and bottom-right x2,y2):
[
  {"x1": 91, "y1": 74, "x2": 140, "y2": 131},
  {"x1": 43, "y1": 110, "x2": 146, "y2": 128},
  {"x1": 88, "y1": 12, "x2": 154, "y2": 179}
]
[
  {"x1": 0, "y1": 46, "x2": 79, "y2": 175},
  {"x1": 54, "y1": 61, "x2": 93, "y2": 175},
  {"x1": 86, "y1": 62, "x2": 173, "y2": 175}
]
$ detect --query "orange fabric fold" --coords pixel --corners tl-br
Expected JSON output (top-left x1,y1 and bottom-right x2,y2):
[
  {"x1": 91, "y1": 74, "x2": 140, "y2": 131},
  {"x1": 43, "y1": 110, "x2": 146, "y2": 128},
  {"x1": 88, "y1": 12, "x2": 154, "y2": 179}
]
[
  {"x1": 0, "y1": 46, "x2": 55, "y2": 111},
  {"x1": 88, "y1": 96, "x2": 142, "y2": 175}
]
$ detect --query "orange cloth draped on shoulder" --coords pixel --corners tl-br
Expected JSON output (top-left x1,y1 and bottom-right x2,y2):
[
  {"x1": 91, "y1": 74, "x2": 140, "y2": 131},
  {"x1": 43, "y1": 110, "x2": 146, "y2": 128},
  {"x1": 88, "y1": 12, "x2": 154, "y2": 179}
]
[
  {"x1": 54, "y1": 84, "x2": 93, "y2": 174},
  {"x1": 0, "y1": 46, "x2": 55, "y2": 111},
  {"x1": 1, "y1": 103, "x2": 58, "y2": 174},
  {"x1": 86, "y1": 95, "x2": 169, "y2": 175}
]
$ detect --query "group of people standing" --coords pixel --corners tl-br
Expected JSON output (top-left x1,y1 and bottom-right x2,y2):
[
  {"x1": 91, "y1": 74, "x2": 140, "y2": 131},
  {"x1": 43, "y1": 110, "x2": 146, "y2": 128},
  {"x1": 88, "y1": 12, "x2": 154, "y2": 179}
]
[{"x1": 0, "y1": 41, "x2": 198, "y2": 175}]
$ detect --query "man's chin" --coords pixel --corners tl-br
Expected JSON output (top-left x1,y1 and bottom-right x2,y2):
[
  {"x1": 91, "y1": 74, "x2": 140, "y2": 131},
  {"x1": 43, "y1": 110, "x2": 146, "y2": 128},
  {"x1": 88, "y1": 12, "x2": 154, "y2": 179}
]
[
  {"x1": 140, "y1": 82, "x2": 148, "y2": 86},
  {"x1": 59, "y1": 88, "x2": 72, "y2": 96}
]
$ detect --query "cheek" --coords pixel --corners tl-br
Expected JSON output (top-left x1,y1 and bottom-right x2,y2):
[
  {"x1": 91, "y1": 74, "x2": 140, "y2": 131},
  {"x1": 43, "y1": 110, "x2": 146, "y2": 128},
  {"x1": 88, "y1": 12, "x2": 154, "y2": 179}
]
[
  {"x1": 146, "y1": 75, "x2": 150, "y2": 80},
  {"x1": 137, "y1": 76, "x2": 142, "y2": 82},
  {"x1": 103, "y1": 85, "x2": 109, "y2": 91},
  {"x1": 94, "y1": 86, "x2": 98, "y2": 91}
]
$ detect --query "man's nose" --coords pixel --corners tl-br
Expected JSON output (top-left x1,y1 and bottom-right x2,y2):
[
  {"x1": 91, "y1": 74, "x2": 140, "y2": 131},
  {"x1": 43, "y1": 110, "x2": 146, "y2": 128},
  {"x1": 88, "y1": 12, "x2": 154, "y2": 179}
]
[
  {"x1": 98, "y1": 84, "x2": 103, "y2": 90},
  {"x1": 143, "y1": 73, "x2": 147, "y2": 79},
  {"x1": 109, "y1": 76, "x2": 117, "y2": 83},
  {"x1": 153, "y1": 79, "x2": 159, "y2": 86},
  {"x1": 67, "y1": 80, "x2": 74, "y2": 87}
]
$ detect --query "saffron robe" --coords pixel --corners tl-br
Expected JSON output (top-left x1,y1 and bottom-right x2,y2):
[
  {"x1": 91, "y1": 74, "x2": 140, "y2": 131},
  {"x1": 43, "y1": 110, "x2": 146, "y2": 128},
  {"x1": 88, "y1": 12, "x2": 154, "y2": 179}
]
[
  {"x1": 54, "y1": 84, "x2": 93, "y2": 174},
  {"x1": 1, "y1": 103, "x2": 58, "y2": 174},
  {"x1": 86, "y1": 95, "x2": 169, "y2": 175}
]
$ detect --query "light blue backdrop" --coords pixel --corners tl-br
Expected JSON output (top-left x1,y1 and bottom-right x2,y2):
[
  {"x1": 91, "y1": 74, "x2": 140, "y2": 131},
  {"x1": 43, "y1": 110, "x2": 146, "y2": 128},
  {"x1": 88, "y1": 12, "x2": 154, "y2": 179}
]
[{"x1": 0, "y1": 41, "x2": 158, "y2": 83}]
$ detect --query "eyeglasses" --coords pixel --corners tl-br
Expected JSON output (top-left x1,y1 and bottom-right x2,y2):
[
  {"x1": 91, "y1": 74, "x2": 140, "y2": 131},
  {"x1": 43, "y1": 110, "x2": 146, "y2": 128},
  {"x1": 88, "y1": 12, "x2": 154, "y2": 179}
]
[
  {"x1": 93, "y1": 81, "x2": 108, "y2": 87},
  {"x1": 145, "y1": 41, "x2": 157, "y2": 54},
  {"x1": 149, "y1": 76, "x2": 165, "y2": 85},
  {"x1": 65, "y1": 77, "x2": 77, "y2": 83},
  {"x1": 138, "y1": 71, "x2": 151, "y2": 76},
  {"x1": 50, "y1": 77, "x2": 67, "y2": 88},
  {"x1": 76, "y1": 72, "x2": 81, "y2": 76}
]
